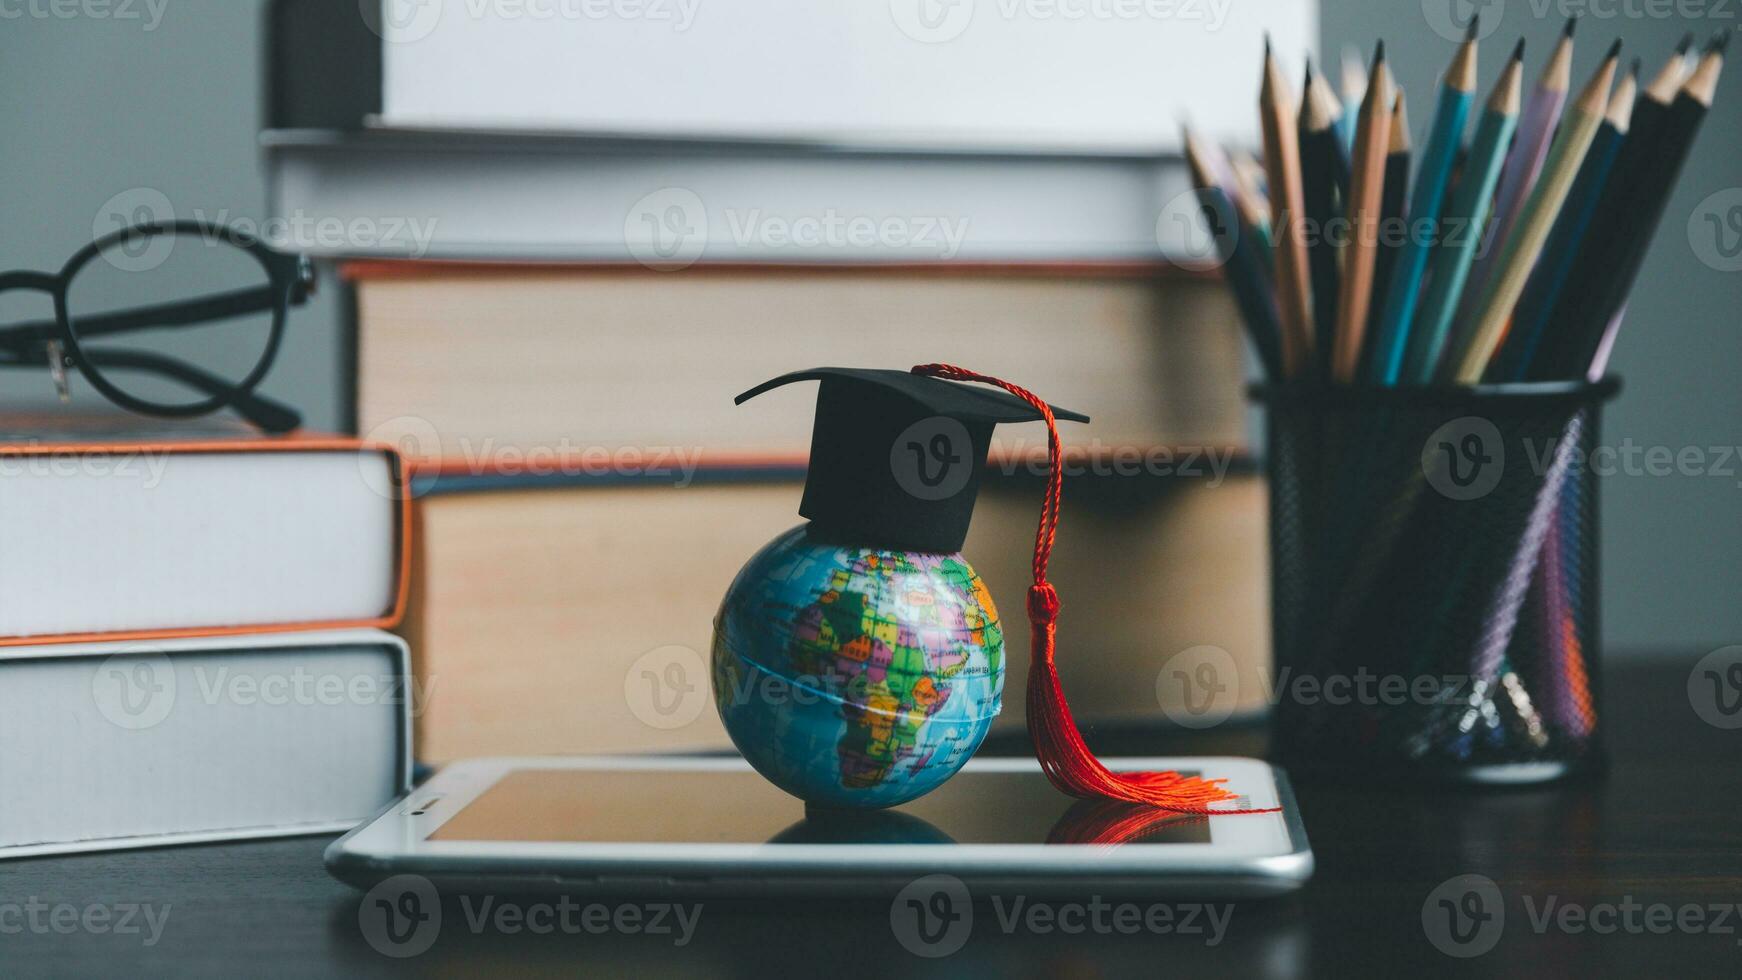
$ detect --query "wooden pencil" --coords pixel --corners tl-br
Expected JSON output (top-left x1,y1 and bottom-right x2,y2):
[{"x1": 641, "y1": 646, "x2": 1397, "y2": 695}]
[
  {"x1": 1184, "y1": 128, "x2": 1285, "y2": 380},
  {"x1": 1490, "y1": 60, "x2": 1636, "y2": 381},
  {"x1": 1299, "y1": 61, "x2": 1346, "y2": 377},
  {"x1": 1330, "y1": 42, "x2": 1392, "y2": 383},
  {"x1": 1400, "y1": 40, "x2": 1524, "y2": 382},
  {"x1": 1258, "y1": 36, "x2": 1317, "y2": 378},
  {"x1": 1677, "y1": 30, "x2": 1700, "y2": 77},
  {"x1": 1535, "y1": 35, "x2": 1725, "y2": 379},
  {"x1": 1199, "y1": 139, "x2": 1271, "y2": 253},
  {"x1": 1310, "y1": 64, "x2": 1352, "y2": 194},
  {"x1": 1533, "y1": 37, "x2": 1696, "y2": 381},
  {"x1": 1226, "y1": 147, "x2": 1274, "y2": 251},
  {"x1": 1362, "y1": 89, "x2": 1411, "y2": 378},
  {"x1": 1338, "y1": 43, "x2": 1366, "y2": 149},
  {"x1": 1638, "y1": 31, "x2": 1698, "y2": 128},
  {"x1": 1576, "y1": 31, "x2": 1706, "y2": 382},
  {"x1": 1446, "y1": 40, "x2": 1618, "y2": 383},
  {"x1": 1367, "y1": 21, "x2": 1479, "y2": 384},
  {"x1": 1457, "y1": 17, "x2": 1576, "y2": 325},
  {"x1": 1612, "y1": 33, "x2": 1698, "y2": 165},
  {"x1": 1640, "y1": 32, "x2": 1697, "y2": 107}
]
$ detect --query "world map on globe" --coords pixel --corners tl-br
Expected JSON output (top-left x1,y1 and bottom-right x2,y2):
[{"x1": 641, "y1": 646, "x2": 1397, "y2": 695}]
[{"x1": 713, "y1": 526, "x2": 1005, "y2": 807}]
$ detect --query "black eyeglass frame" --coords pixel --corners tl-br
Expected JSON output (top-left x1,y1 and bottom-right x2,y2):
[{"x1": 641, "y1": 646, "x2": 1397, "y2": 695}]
[{"x1": 0, "y1": 220, "x2": 312, "y2": 432}]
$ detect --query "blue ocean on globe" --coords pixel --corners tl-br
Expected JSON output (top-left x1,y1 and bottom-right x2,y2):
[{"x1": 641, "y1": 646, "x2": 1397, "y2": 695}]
[{"x1": 712, "y1": 525, "x2": 1005, "y2": 808}]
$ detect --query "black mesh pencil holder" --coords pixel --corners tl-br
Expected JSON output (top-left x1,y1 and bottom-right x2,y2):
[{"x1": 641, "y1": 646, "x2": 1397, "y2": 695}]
[{"x1": 1255, "y1": 379, "x2": 1620, "y2": 784}]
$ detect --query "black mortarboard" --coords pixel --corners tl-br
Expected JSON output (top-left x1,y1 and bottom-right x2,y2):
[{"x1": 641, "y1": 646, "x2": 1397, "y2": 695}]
[{"x1": 736, "y1": 367, "x2": 1088, "y2": 553}]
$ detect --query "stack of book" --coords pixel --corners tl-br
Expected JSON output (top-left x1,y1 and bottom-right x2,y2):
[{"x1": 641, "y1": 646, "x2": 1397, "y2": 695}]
[
  {"x1": 346, "y1": 262, "x2": 1271, "y2": 762},
  {"x1": 0, "y1": 420, "x2": 412, "y2": 858},
  {"x1": 264, "y1": 2, "x2": 1304, "y2": 765}
]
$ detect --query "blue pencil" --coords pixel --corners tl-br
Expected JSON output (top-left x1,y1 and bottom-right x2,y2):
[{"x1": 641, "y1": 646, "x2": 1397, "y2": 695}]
[
  {"x1": 1397, "y1": 41, "x2": 1525, "y2": 383},
  {"x1": 1367, "y1": 23, "x2": 1479, "y2": 384}
]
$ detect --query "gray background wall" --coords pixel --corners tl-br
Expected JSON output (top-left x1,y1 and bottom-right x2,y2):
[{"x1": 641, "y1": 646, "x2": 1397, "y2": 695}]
[{"x1": 1, "y1": 1, "x2": 1735, "y2": 654}]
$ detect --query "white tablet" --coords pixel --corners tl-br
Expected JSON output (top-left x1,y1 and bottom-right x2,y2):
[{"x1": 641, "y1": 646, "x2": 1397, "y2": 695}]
[{"x1": 327, "y1": 755, "x2": 1312, "y2": 899}]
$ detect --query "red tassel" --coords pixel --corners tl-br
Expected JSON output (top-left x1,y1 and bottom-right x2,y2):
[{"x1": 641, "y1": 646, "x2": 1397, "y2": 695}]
[{"x1": 912, "y1": 363, "x2": 1278, "y2": 815}]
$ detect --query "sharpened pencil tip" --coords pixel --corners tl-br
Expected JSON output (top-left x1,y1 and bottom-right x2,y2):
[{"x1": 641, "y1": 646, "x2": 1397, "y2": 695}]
[
  {"x1": 1511, "y1": 38, "x2": 1525, "y2": 62},
  {"x1": 1676, "y1": 32, "x2": 1694, "y2": 54},
  {"x1": 1374, "y1": 39, "x2": 1385, "y2": 64},
  {"x1": 1629, "y1": 56, "x2": 1642, "y2": 78},
  {"x1": 1466, "y1": 15, "x2": 1479, "y2": 41},
  {"x1": 1605, "y1": 38, "x2": 1621, "y2": 60},
  {"x1": 1563, "y1": 15, "x2": 1577, "y2": 38},
  {"x1": 1264, "y1": 31, "x2": 1272, "y2": 57}
]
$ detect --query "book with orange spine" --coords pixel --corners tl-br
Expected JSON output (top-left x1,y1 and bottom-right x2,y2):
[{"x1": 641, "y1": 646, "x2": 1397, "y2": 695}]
[{"x1": 0, "y1": 420, "x2": 410, "y2": 646}]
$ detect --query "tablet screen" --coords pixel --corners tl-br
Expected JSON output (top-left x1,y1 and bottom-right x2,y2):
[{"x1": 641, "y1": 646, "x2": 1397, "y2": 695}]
[{"x1": 431, "y1": 768, "x2": 1222, "y2": 846}]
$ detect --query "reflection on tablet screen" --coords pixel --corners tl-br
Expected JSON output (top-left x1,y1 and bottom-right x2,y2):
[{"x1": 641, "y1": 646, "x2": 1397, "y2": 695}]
[{"x1": 431, "y1": 769, "x2": 1217, "y2": 845}]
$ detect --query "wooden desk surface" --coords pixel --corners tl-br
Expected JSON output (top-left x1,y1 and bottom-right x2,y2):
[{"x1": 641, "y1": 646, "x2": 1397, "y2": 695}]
[{"x1": 5, "y1": 660, "x2": 1738, "y2": 978}]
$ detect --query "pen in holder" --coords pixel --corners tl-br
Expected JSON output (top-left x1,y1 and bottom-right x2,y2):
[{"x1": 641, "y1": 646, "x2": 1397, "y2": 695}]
[{"x1": 1256, "y1": 379, "x2": 1620, "y2": 783}]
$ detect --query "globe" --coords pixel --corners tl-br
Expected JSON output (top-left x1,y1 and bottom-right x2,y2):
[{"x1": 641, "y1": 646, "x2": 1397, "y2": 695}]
[{"x1": 712, "y1": 524, "x2": 1005, "y2": 808}]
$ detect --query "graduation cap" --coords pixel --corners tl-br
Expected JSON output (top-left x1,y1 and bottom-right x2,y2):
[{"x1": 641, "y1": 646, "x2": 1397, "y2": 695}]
[{"x1": 736, "y1": 367, "x2": 1088, "y2": 553}]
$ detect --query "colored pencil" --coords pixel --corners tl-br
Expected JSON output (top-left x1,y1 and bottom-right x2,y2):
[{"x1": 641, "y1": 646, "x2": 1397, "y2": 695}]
[
  {"x1": 1338, "y1": 44, "x2": 1366, "y2": 149},
  {"x1": 1508, "y1": 68, "x2": 1639, "y2": 724},
  {"x1": 1226, "y1": 147, "x2": 1274, "y2": 252},
  {"x1": 1367, "y1": 22, "x2": 1479, "y2": 384},
  {"x1": 1677, "y1": 30, "x2": 1700, "y2": 77},
  {"x1": 1584, "y1": 307, "x2": 1628, "y2": 380},
  {"x1": 1308, "y1": 63, "x2": 1352, "y2": 195},
  {"x1": 1534, "y1": 35, "x2": 1725, "y2": 379},
  {"x1": 1400, "y1": 40, "x2": 1524, "y2": 383},
  {"x1": 1489, "y1": 60, "x2": 1636, "y2": 381},
  {"x1": 1470, "y1": 413, "x2": 1585, "y2": 685},
  {"x1": 1184, "y1": 128, "x2": 1285, "y2": 380},
  {"x1": 1457, "y1": 17, "x2": 1576, "y2": 325},
  {"x1": 1628, "y1": 31, "x2": 1699, "y2": 144},
  {"x1": 1299, "y1": 61, "x2": 1346, "y2": 377},
  {"x1": 1566, "y1": 35, "x2": 1699, "y2": 382},
  {"x1": 1446, "y1": 40, "x2": 1619, "y2": 383},
  {"x1": 1362, "y1": 89, "x2": 1411, "y2": 378},
  {"x1": 1198, "y1": 139, "x2": 1268, "y2": 250},
  {"x1": 1258, "y1": 36, "x2": 1317, "y2": 378},
  {"x1": 1329, "y1": 42, "x2": 1393, "y2": 383},
  {"x1": 1475, "y1": 37, "x2": 1724, "y2": 750}
]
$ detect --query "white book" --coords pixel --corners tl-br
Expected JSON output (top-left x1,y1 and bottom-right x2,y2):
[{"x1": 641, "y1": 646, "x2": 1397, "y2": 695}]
[
  {"x1": 0, "y1": 629, "x2": 412, "y2": 858},
  {"x1": 265, "y1": 2, "x2": 1316, "y2": 261},
  {"x1": 264, "y1": 129, "x2": 1205, "y2": 261},
  {"x1": 371, "y1": 0, "x2": 1315, "y2": 154},
  {"x1": 0, "y1": 432, "x2": 405, "y2": 642}
]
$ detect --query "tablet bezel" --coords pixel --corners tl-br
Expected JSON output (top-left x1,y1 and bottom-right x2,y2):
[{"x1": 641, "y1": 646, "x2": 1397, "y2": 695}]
[{"x1": 327, "y1": 755, "x2": 1312, "y2": 896}]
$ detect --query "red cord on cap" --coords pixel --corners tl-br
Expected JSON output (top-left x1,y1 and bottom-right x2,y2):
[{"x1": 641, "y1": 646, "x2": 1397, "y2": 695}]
[{"x1": 911, "y1": 363, "x2": 1278, "y2": 815}]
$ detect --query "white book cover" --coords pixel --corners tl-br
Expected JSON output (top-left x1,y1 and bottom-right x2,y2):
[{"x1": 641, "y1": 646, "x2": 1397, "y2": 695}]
[
  {"x1": 0, "y1": 433, "x2": 404, "y2": 641},
  {"x1": 0, "y1": 629, "x2": 412, "y2": 858},
  {"x1": 373, "y1": 0, "x2": 1315, "y2": 154}
]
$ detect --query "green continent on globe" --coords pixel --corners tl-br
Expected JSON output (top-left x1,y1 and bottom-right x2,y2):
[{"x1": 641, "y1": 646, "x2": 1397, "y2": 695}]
[{"x1": 712, "y1": 525, "x2": 1004, "y2": 808}]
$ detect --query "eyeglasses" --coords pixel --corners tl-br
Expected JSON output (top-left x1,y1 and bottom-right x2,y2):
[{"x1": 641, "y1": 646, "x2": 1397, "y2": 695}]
[{"x1": 0, "y1": 220, "x2": 313, "y2": 433}]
